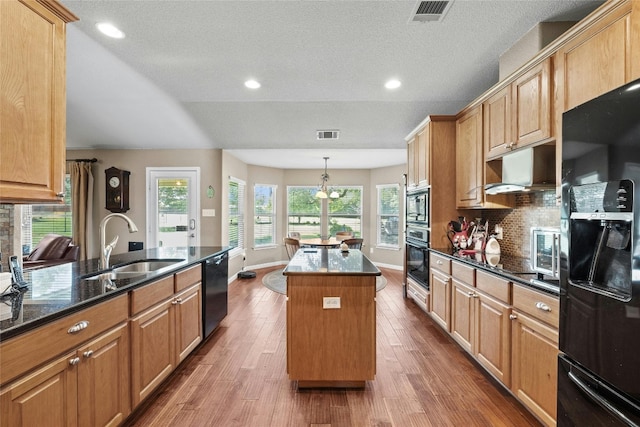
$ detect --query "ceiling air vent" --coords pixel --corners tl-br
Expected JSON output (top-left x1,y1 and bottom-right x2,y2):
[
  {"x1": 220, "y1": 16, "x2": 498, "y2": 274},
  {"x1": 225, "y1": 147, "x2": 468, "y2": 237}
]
[
  {"x1": 317, "y1": 130, "x2": 339, "y2": 140},
  {"x1": 410, "y1": 0, "x2": 453, "y2": 23}
]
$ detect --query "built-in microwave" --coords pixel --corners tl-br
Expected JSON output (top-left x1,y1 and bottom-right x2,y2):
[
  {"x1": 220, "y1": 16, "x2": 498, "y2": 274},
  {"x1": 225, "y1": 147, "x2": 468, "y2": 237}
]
[
  {"x1": 406, "y1": 189, "x2": 428, "y2": 224},
  {"x1": 530, "y1": 227, "x2": 560, "y2": 278}
]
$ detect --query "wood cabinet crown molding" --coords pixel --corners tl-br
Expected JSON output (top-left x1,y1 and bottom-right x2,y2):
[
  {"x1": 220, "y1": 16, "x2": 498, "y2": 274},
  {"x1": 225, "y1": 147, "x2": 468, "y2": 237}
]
[{"x1": 456, "y1": 0, "x2": 629, "y2": 116}]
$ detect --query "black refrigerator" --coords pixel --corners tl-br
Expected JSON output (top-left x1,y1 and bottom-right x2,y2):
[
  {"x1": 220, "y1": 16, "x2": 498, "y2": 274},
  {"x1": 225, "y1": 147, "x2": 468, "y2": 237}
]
[{"x1": 558, "y1": 77, "x2": 640, "y2": 426}]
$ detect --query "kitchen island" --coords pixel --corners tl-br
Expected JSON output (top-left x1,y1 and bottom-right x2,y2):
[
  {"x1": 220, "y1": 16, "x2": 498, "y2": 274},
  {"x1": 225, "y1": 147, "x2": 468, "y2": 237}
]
[{"x1": 283, "y1": 248, "x2": 380, "y2": 388}]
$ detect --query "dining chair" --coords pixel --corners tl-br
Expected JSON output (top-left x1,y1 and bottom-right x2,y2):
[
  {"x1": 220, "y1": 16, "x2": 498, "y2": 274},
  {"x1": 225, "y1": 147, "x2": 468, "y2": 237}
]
[
  {"x1": 335, "y1": 231, "x2": 353, "y2": 241},
  {"x1": 342, "y1": 238, "x2": 363, "y2": 250},
  {"x1": 284, "y1": 237, "x2": 301, "y2": 259},
  {"x1": 288, "y1": 232, "x2": 301, "y2": 240}
]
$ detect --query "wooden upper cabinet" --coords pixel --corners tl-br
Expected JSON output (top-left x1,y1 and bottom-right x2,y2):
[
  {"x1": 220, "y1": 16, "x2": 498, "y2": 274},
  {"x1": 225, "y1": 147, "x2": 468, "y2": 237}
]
[
  {"x1": 456, "y1": 105, "x2": 484, "y2": 208},
  {"x1": 485, "y1": 58, "x2": 552, "y2": 160},
  {"x1": 555, "y1": 2, "x2": 632, "y2": 114},
  {"x1": 0, "y1": 0, "x2": 78, "y2": 203},
  {"x1": 512, "y1": 58, "x2": 552, "y2": 147},
  {"x1": 484, "y1": 85, "x2": 512, "y2": 159},
  {"x1": 416, "y1": 126, "x2": 429, "y2": 187},
  {"x1": 406, "y1": 136, "x2": 417, "y2": 189}
]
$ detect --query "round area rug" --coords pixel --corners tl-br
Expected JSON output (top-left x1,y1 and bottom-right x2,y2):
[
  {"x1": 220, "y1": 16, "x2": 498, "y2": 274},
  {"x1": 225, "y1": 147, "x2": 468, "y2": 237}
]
[{"x1": 262, "y1": 268, "x2": 387, "y2": 295}]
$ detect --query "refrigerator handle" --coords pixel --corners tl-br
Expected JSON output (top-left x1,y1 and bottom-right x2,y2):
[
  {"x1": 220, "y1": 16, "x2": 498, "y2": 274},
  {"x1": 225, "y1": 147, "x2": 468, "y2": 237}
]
[{"x1": 568, "y1": 370, "x2": 640, "y2": 427}]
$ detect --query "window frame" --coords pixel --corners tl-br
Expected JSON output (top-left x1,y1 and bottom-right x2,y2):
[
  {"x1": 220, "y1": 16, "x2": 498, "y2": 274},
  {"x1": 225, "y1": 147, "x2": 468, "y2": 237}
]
[
  {"x1": 327, "y1": 186, "x2": 363, "y2": 238},
  {"x1": 376, "y1": 183, "x2": 400, "y2": 249},
  {"x1": 253, "y1": 183, "x2": 277, "y2": 249},
  {"x1": 228, "y1": 177, "x2": 246, "y2": 256},
  {"x1": 286, "y1": 186, "x2": 321, "y2": 239}
]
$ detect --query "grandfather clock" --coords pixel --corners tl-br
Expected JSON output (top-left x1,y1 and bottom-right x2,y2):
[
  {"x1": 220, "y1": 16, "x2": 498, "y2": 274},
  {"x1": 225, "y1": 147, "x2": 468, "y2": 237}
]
[{"x1": 105, "y1": 167, "x2": 130, "y2": 212}]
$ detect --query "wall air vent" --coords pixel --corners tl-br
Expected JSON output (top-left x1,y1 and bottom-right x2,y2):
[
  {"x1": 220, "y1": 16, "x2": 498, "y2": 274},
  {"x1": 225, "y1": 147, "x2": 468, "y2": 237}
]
[
  {"x1": 410, "y1": 0, "x2": 453, "y2": 23},
  {"x1": 317, "y1": 130, "x2": 339, "y2": 140}
]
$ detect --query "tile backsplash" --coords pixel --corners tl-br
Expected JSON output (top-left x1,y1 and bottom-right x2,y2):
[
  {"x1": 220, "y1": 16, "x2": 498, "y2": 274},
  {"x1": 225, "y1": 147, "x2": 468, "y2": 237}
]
[{"x1": 469, "y1": 190, "x2": 560, "y2": 259}]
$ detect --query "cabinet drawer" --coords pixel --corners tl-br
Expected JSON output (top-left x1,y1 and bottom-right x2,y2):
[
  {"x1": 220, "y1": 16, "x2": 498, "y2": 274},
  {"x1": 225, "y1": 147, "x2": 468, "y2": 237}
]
[
  {"x1": 452, "y1": 261, "x2": 475, "y2": 285},
  {"x1": 430, "y1": 253, "x2": 451, "y2": 275},
  {"x1": 476, "y1": 270, "x2": 511, "y2": 303},
  {"x1": 175, "y1": 264, "x2": 202, "y2": 292},
  {"x1": 0, "y1": 294, "x2": 128, "y2": 385},
  {"x1": 512, "y1": 284, "x2": 558, "y2": 328},
  {"x1": 130, "y1": 276, "x2": 174, "y2": 315},
  {"x1": 407, "y1": 278, "x2": 429, "y2": 313}
]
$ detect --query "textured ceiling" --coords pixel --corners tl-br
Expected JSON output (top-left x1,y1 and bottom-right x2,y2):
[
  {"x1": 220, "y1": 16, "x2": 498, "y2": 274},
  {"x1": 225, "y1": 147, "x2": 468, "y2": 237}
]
[{"x1": 61, "y1": 0, "x2": 603, "y2": 169}]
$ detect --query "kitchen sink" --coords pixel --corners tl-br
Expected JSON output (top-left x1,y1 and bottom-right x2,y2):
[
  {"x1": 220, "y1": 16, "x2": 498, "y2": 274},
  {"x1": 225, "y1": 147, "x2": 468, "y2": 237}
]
[
  {"x1": 81, "y1": 258, "x2": 185, "y2": 281},
  {"x1": 111, "y1": 258, "x2": 185, "y2": 274},
  {"x1": 82, "y1": 271, "x2": 150, "y2": 281}
]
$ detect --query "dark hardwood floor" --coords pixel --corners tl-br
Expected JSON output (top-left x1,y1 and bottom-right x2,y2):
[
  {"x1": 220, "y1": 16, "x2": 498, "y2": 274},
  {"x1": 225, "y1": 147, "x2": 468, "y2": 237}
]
[{"x1": 125, "y1": 267, "x2": 541, "y2": 426}]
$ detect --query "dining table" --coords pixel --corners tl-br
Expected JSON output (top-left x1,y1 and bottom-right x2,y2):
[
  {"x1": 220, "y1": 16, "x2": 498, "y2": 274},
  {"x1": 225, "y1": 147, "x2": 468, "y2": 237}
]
[{"x1": 298, "y1": 237, "x2": 342, "y2": 248}]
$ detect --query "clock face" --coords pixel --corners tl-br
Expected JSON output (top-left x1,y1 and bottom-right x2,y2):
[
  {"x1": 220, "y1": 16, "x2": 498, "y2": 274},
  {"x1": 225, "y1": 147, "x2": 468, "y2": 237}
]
[{"x1": 109, "y1": 176, "x2": 120, "y2": 188}]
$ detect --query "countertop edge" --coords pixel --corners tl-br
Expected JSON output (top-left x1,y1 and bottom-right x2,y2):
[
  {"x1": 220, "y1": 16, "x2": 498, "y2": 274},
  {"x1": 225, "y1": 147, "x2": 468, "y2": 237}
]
[
  {"x1": 0, "y1": 247, "x2": 230, "y2": 341},
  {"x1": 429, "y1": 248, "x2": 559, "y2": 297}
]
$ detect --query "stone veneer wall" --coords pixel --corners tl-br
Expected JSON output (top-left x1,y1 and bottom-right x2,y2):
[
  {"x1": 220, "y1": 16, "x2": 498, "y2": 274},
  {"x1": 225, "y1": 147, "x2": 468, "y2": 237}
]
[
  {"x1": 477, "y1": 190, "x2": 560, "y2": 259},
  {"x1": 0, "y1": 204, "x2": 14, "y2": 272}
]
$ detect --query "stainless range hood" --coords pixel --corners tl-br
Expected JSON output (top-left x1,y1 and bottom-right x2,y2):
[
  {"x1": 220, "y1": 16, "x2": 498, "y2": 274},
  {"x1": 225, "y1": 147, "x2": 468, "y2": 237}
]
[{"x1": 485, "y1": 145, "x2": 555, "y2": 195}]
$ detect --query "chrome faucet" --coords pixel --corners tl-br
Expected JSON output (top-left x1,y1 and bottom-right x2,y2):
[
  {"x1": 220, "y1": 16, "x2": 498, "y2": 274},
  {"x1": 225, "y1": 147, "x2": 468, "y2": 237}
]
[{"x1": 99, "y1": 213, "x2": 138, "y2": 269}]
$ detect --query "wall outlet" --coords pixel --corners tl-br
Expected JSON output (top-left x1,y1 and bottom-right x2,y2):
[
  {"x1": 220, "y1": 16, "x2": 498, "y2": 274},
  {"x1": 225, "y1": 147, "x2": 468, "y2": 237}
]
[
  {"x1": 494, "y1": 225, "x2": 503, "y2": 240},
  {"x1": 323, "y1": 297, "x2": 341, "y2": 309},
  {"x1": 202, "y1": 209, "x2": 215, "y2": 217},
  {"x1": 369, "y1": 247, "x2": 374, "y2": 254}
]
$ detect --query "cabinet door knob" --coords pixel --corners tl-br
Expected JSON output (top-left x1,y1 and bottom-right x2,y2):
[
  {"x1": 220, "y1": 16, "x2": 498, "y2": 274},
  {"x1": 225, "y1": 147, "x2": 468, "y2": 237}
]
[
  {"x1": 509, "y1": 314, "x2": 518, "y2": 320},
  {"x1": 535, "y1": 302, "x2": 551, "y2": 312},
  {"x1": 83, "y1": 350, "x2": 94, "y2": 358},
  {"x1": 68, "y1": 320, "x2": 90, "y2": 334},
  {"x1": 69, "y1": 357, "x2": 81, "y2": 366}
]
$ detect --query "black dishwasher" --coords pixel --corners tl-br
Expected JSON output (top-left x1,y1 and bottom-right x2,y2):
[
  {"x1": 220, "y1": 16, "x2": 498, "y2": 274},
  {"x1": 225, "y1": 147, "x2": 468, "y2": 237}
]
[{"x1": 203, "y1": 251, "x2": 229, "y2": 338}]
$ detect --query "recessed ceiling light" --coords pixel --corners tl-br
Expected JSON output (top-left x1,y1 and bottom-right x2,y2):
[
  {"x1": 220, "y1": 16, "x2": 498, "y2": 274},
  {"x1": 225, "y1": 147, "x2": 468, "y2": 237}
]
[
  {"x1": 245, "y1": 80, "x2": 261, "y2": 89},
  {"x1": 96, "y1": 22, "x2": 125, "y2": 39},
  {"x1": 385, "y1": 79, "x2": 402, "y2": 89}
]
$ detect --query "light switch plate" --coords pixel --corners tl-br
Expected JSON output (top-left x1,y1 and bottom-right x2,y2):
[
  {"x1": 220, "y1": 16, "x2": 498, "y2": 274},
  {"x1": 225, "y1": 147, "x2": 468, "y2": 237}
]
[
  {"x1": 323, "y1": 297, "x2": 340, "y2": 309},
  {"x1": 202, "y1": 209, "x2": 215, "y2": 217}
]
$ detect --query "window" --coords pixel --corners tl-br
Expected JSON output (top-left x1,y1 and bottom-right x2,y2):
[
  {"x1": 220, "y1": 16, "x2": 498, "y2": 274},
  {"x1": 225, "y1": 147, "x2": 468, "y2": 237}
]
[
  {"x1": 328, "y1": 187, "x2": 362, "y2": 237},
  {"x1": 377, "y1": 184, "x2": 400, "y2": 248},
  {"x1": 287, "y1": 186, "x2": 321, "y2": 238},
  {"x1": 21, "y1": 175, "x2": 72, "y2": 255},
  {"x1": 254, "y1": 184, "x2": 276, "y2": 247},
  {"x1": 228, "y1": 177, "x2": 246, "y2": 251}
]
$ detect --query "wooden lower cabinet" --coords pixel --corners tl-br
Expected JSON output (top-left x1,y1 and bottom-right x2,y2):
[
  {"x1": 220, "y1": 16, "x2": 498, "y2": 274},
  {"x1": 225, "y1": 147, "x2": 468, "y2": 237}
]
[
  {"x1": 450, "y1": 278, "x2": 511, "y2": 386},
  {"x1": 450, "y1": 278, "x2": 474, "y2": 353},
  {"x1": 475, "y1": 292, "x2": 511, "y2": 386},
  {"x1": 429, "y1": 269, "x2": 451, "y2": 332},
  {"x1": 0, "y1": 323, "x2": 129, "y2": 427},
  {"x1": 511, "y1": 310, "x2": 559, "y2": 426},
  {"x1": 130, "y1": 282, "x2": 202, "y2": 406}
]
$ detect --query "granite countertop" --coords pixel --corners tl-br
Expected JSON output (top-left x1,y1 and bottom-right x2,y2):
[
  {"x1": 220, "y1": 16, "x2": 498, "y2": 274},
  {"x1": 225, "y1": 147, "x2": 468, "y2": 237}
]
[
  {"x1": 430, "y1": 248, "x2": 559, "y2": 296},
  {"x1": 283, "y1": 248, "x2": 381, "y2": 276},
  {"x1": 0, "y1": 246, "x2": 230, "y2": 340}
]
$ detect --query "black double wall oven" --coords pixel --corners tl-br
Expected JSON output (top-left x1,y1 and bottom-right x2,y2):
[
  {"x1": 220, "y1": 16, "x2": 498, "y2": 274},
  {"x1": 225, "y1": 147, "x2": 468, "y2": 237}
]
[
  {"x1": 558, "y1": 77, "x2": 640, "y2": 426},
  {"x1": 406, "y1": 189, "x2": 430, "y2": 293}
]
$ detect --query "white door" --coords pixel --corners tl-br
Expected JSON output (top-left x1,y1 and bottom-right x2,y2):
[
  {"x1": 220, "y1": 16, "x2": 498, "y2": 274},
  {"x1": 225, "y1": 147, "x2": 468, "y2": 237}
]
[{"x1": 147, "y1": 168, "x2": 200, "y2": 248}]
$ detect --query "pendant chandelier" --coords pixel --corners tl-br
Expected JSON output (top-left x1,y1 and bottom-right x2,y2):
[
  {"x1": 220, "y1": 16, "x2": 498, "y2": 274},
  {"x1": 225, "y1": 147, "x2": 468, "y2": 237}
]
[{"x1": 315, "y1": 157, "x2": 340, "y2": 199}]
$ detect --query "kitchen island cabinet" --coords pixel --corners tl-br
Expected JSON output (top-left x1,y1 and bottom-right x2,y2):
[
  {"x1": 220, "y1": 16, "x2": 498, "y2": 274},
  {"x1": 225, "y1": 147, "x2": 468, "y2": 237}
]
[
  {"x1": 284, "y1": 249, "x2": 379, "y2": 388},
  {"x1": 0, "y1": 0, "x2": 78, "y2": 203}
]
